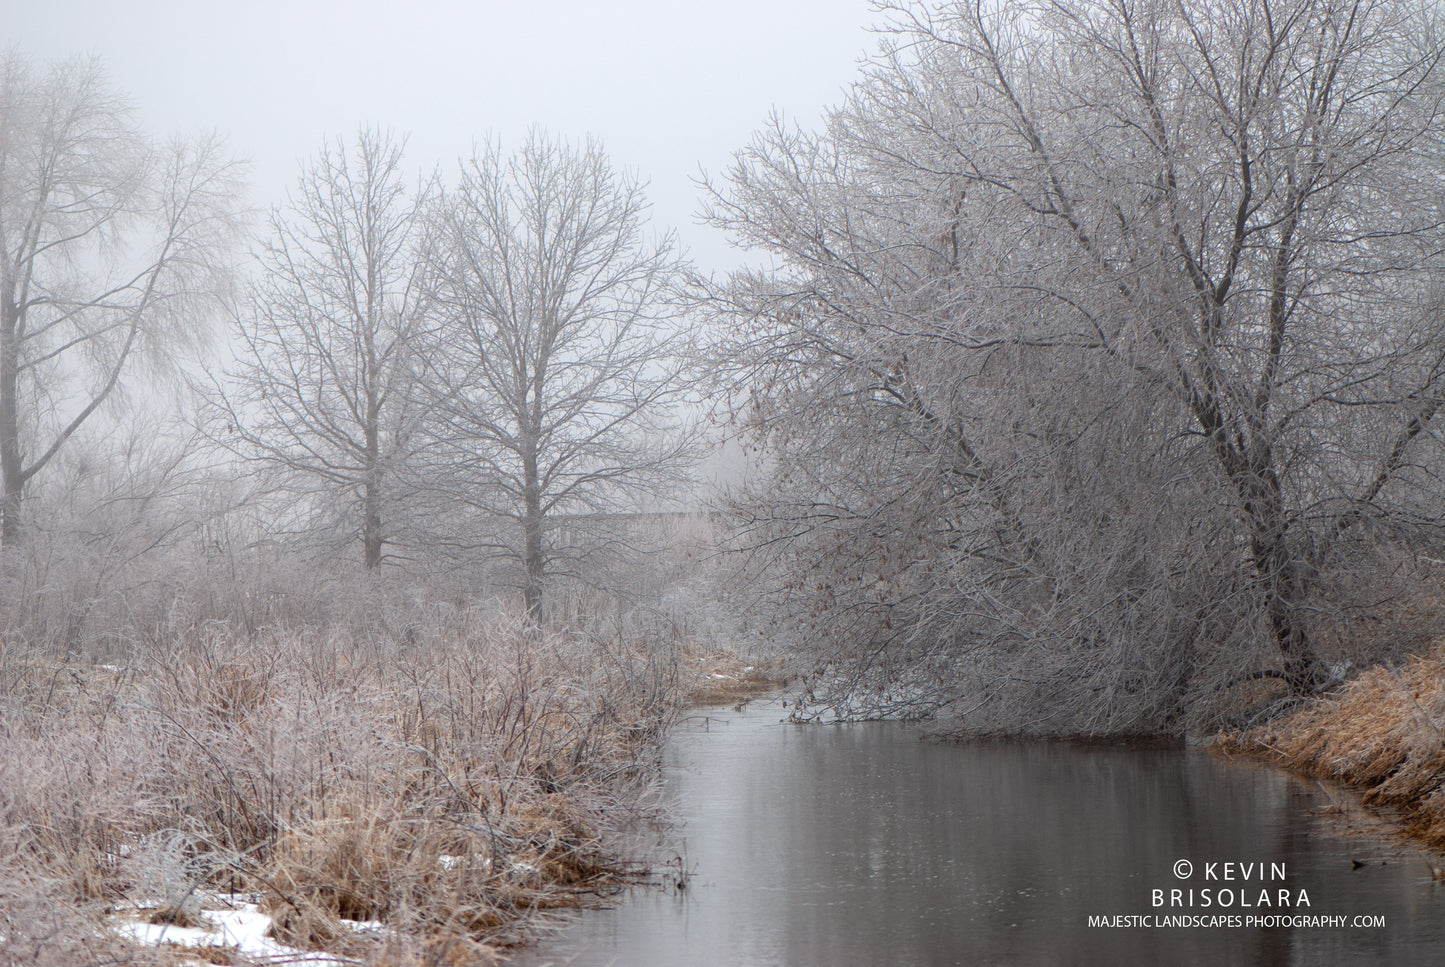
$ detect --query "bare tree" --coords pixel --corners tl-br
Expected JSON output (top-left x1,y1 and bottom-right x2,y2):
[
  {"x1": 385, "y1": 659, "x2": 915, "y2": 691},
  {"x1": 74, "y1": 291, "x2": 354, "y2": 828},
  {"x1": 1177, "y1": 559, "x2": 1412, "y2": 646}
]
[
  {"x1": 704, "y1": 0, "x2": 1445, "y2": 730},
  {"x1": 420, "y1": 133, "x2": 694, "y2": 622},
  {"x1": 906, "y1": 0, "x2": 1445, "y2": 692},
  {"x1": 0, "y1": 53, "x2": 239, "y2": 544},
  {"x1": 204, "y1": 128, "x2": 428, "y2": 568}
]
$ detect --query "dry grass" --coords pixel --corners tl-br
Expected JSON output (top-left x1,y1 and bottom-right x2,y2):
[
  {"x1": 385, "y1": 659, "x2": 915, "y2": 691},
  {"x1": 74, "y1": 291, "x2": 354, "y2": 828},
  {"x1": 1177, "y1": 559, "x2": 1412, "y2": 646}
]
[
  {"x1": 0, "y1": 609, "x2": 686, "y2": 964},
  {"x1": 1219, "y1": 645, "x2": 1445, "y2": 850},
  {"x1": 682, "y1": 646, "x2": 785, "y2": 707}
]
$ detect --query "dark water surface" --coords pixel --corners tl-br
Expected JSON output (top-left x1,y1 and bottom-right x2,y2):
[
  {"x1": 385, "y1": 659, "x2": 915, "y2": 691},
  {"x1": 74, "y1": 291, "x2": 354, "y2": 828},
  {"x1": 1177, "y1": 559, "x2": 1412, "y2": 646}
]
[{"x1": 511, "y1": 698, "x2": 1445, "y2": 966}]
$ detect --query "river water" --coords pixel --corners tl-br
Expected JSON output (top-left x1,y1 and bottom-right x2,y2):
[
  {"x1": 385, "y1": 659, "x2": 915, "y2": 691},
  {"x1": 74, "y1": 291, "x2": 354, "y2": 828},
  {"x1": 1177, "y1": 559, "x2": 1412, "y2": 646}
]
[{"x1": 511, "y1": 697, "x2": 1445, "y2": 966}]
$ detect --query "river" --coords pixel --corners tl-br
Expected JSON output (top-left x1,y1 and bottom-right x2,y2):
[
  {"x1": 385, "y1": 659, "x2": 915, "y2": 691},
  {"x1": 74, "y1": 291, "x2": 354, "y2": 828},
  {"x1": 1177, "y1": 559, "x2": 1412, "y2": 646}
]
[{"x1": 510, "y1": 697, "x2": 1445, "y2": 966}]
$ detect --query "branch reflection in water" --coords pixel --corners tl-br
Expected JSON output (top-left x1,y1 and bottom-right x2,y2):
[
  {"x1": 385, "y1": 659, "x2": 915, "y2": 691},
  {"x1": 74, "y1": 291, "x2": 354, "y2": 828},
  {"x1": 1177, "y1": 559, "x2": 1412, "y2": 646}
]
[{"x1": 512, "y1": 698, "x2": 1445, "y2": 966}]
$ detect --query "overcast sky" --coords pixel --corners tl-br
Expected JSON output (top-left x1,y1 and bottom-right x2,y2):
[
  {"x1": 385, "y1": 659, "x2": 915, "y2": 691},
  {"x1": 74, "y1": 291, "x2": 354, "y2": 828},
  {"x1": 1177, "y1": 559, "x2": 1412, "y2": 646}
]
[{"x1": 9, "y1": 0, "x2": 880, "y2": 274}]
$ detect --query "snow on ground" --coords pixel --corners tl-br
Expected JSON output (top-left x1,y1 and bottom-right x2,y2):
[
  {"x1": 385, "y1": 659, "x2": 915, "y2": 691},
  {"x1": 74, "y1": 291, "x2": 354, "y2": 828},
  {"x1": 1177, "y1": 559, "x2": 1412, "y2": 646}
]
[{"x1": 112, "y1": 895, "x2": 382, "y2": 965}]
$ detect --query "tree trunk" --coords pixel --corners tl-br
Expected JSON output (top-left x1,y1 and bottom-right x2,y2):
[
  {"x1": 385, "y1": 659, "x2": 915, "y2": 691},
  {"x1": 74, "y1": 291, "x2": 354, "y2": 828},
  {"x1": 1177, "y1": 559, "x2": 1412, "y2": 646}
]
[
  {"x1": 1251, "y1": 525, "x2": 1322, "y2": 693},
  {"x1": 362, "y1": 416, "x2": 383, "y2": 569},
  {"x1": 1236, "y1": 462, "x2": 1324, "y2": 693},
  {"x1": 522, "y1": 448, "x2": 544, "y2": 625},
  {"x1": 0, "y1": 292, "x2": 23, "y2": 546},
  {"x1": 522, "y1": 503, "x2": 544, "y2": 625},
  {"x1": 362, "y1": 475, "x2": 383, "y2": 569}
]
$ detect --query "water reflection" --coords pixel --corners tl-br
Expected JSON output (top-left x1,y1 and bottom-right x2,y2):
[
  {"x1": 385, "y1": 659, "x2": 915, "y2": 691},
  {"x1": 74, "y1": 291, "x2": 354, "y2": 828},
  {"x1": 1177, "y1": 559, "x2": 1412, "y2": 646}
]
[{"x1": 512, "y1": 699, "x2": 1444, "y2": 966}]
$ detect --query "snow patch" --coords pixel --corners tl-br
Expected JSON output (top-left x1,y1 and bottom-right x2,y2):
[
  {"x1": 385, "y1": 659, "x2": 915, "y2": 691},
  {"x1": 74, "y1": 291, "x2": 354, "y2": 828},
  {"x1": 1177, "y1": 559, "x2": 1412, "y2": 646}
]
[{"x1": 113, "y1": 896, "x2": 349, "y2": 964}]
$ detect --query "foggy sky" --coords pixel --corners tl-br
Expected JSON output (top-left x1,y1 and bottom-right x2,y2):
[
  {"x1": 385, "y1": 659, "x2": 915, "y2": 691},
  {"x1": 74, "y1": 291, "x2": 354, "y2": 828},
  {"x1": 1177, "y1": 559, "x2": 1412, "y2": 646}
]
[{"x1": 8, "y1": 0, "x2": 878, "y2": 273}]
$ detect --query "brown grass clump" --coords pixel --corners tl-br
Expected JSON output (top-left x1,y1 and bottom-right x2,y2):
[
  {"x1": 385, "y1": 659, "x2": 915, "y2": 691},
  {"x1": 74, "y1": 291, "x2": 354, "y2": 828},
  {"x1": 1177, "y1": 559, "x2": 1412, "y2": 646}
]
[
  {"x1": 1220, "y1": 647, "x2": 1445, "y2": 850},
  {"x1": 683, "y1": 646, "x2": 785, "y2": 707},
  {"x1": 0, "y1": 609, "x2": 685, "y2": 963}
]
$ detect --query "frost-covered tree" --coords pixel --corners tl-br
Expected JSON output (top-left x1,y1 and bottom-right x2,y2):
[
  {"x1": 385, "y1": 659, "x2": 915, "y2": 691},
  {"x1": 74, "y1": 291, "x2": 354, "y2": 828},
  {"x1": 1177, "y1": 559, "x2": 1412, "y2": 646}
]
[
  {"x1": 206, "y1": 128, "x2": 428, "y2": 568},
  {"x1": 421, "y1": 133, "x2": 694, "y2": 622},
  {"x1": 705, "y1": 0, "x2": 1445, "y2": 731},
  {"x1": 0, "y1": 53, "x2": 239, "y2": 543}
]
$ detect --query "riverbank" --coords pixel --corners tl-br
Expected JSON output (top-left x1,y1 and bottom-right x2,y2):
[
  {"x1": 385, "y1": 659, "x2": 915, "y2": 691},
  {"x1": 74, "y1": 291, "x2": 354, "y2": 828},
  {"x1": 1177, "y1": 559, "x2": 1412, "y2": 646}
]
[
  {"x1": 1217, "y1": 646, "x2": 1445, "y2": 857},
  {"x1": 0, "y1": 610, "x2": 789, "y2": 966},
  {"x1": 683, "y1": 648, "x2": 786, "y2": 707},
  {"x1": 0, "y1": 614, "x2": 714, "y2": 966}
]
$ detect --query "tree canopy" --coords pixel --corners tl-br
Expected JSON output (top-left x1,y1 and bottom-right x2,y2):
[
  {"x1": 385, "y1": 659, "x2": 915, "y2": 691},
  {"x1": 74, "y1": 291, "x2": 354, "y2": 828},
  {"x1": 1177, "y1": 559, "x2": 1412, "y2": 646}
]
[{"x1": 705, "y1": 0, "x2": 1445, "y2": 731}]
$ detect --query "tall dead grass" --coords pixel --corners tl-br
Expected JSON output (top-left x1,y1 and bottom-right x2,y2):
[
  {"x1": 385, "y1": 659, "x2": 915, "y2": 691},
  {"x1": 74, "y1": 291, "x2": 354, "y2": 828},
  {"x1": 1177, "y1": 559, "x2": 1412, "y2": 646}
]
[
  {"x1": 0, "y1": 608, "x2": 685, "y2": 963},
  {"x1": 1220, "y1": 645, "x2": 1445, "y2": 850}
]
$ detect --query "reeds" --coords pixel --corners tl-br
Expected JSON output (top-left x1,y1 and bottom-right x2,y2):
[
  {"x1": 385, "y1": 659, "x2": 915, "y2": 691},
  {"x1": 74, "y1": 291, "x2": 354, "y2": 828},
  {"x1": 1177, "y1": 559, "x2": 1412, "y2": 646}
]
[
  {"x1": 682, "y1": 648, "x2": 783, "y2": 707},
  {"x1": 1221, "y1": 647, "x2": 1445, "y2": 850},
  {"x1": 0, "y1": 608, "x2": 686, "y2": 963}
]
